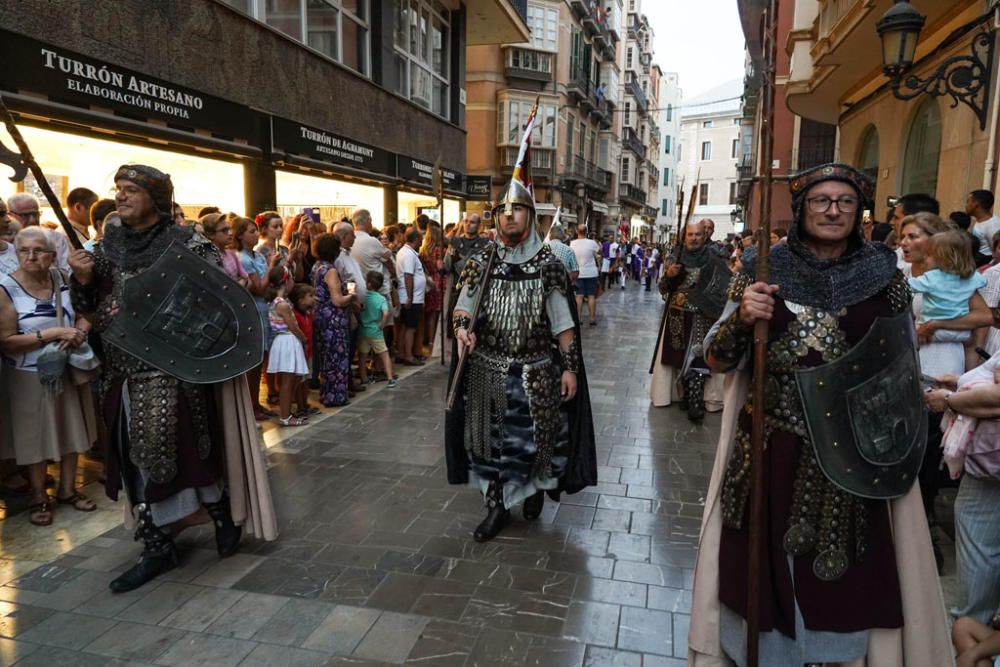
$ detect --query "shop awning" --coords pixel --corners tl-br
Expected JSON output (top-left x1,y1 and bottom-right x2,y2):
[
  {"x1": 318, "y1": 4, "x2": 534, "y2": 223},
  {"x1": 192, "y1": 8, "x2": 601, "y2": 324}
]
[
  {"x1": 536, "y1": 203, "x2": 558, "y2": 217},
  {"x1": 591, "y1": 201, "x2": 609, "y2": 214}
]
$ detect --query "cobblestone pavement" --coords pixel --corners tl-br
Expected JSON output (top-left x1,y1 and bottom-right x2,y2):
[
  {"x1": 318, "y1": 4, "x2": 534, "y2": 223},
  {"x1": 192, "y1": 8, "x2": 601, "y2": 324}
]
[{"x1": 0, "y1": 283, "x2": 721, "y2": 666}]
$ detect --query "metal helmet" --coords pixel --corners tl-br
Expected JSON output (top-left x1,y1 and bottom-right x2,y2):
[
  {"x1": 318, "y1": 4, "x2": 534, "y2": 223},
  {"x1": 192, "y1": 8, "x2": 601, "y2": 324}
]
[{"x1": 492, "y1": 178, "x2": 535, "y2": 217}]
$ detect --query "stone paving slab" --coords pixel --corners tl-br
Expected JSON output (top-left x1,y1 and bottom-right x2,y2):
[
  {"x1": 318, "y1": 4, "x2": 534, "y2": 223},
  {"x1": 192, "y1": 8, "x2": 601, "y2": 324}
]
[{"x1": 0, "y1": 286, "x2": 943, "y2": 665}]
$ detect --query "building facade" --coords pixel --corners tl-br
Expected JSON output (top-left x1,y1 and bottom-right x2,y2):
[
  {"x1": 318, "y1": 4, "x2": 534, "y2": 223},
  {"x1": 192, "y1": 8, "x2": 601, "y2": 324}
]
[
  {"x1": 617, "y1": 0, "x2": 658, "y2": 240},
  {"x1": 655, "y1": 70, "x2": 682, "y2": 240},
  {"x1": 0, "y1": 0, "x2": 528, "y2": 227},
  {"x1": 465, "y1": 0, "x2": 621, "y2": 231},
  {"x1": 781, "y1": 0, "x2": 996, "y2": 221},
  {"x1": 678, "y1": 79, "x2": 743, "y2": 238},
  {"x1": 736, "y1": 0, "x2": 836, "y2": 234}
]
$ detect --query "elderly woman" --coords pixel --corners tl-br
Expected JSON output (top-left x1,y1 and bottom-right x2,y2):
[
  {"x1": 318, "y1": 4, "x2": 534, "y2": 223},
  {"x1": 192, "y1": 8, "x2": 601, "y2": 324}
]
[
  {"x1": 926, "y1": 359, "x2": 1000, "y2": 628},
  {"x1": 0, "y1": 227, "x2": 94, "y2": 526},
  {"x1": 312, "y1": 233, "x2": 354, "y2": 406}
]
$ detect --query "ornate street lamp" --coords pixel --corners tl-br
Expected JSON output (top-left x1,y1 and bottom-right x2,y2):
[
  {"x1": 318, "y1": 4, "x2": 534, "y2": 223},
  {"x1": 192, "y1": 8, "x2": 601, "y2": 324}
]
[{"x1": 875, "y1": 0, "x2": 995, "y2": 130}]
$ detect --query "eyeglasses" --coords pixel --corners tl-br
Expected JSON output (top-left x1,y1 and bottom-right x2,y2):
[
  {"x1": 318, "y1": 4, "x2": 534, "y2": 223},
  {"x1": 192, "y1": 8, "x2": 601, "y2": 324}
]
[
  {"x1": 806, "y1": 196, "x2": 859, "y2": 214},
  {"x1": 16, "y1": 248, "x2": 55, "y2": 257},
  {"x1": 12, "y1": 210, "x2": 40, "y2": 219}
]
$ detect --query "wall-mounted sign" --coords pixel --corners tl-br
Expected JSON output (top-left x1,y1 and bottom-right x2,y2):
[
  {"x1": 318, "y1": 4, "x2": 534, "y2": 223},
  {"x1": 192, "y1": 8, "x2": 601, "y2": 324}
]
[
  {"x1": 273, "y1": 118, "x2": 394, "y2": 177},
  {"x1": 465, "y1": 175, "x2": 492, "y2": 200},
  {"x1": 0, "y1": 28, "x2": 255, "y2": 139},
  {"x1": 398, "y1": 155, "x2": 462, "y2": 193}
]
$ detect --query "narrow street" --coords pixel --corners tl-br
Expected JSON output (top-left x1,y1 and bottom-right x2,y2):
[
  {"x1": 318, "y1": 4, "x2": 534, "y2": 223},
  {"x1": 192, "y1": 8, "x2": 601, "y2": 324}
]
[{"x1": 0, "y1": 285, "x2": 718, "y2": 666}]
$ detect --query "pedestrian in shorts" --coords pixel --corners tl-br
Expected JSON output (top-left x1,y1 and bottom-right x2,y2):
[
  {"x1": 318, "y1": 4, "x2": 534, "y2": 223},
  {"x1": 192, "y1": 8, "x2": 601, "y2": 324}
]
[{"x1": 358, "y1": 271, "x2": 397, "y2": 388}]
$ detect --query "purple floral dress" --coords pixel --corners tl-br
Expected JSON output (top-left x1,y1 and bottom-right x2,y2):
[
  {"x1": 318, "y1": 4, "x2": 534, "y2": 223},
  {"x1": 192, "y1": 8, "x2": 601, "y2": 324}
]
[{"x1": 312, "y1": 261, "x2": 350, "y2": 406}]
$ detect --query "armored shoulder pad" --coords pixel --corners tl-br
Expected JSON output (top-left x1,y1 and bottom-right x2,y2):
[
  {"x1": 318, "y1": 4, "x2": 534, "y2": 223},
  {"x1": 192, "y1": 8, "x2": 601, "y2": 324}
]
[{"x1": 883, "y1": 269, "x2": 912, "y2": 315}]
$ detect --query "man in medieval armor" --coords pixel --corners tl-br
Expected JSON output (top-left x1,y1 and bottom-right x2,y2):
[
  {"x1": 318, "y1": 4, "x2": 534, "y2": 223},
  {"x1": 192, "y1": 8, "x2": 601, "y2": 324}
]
[
  {"x1": 67, "y1": 165, "x2": 265, "y2": 593},
  {"x1": 686, "y1": 163, "x2": 951, "y2": 666},
  {"x1": 650, "y1": 220, "x2": 730, "y2": 422},
  {"x1": 444, "y1": 178, "x2": 596, "y2": 543}
]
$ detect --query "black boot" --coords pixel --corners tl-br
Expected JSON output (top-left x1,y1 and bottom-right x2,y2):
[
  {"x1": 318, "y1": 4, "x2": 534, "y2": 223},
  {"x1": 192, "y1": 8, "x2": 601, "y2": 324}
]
[
  {"x1": 685, "y1": 372, "x2": 707, "y2": 423},
  {"x1": 523, "y1": 490, "x2": 544, "y2": 521},
  {"x1": 473, "y1": 481, "x2": 509, "y2": 542},
  {"x1": 204, "y1": 494, "x2": 242, "y2": 557},
  {"x1": 109, "y1": 503, "x2": 178, "y2": 593}
]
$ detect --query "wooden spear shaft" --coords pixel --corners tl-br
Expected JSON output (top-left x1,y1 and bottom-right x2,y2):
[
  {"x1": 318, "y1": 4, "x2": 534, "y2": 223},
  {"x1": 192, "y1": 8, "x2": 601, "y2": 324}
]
[
  {"x1": 746, "y1": 0, "x2": 780, "y2": 665},
  {"x1": 0, "y1": 95, "x2": 84, "y2": 250}
]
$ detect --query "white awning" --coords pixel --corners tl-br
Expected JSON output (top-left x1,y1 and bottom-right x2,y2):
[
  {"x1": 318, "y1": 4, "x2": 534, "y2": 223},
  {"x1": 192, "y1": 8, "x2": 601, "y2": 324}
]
[
  {"x1": 591, "y1": 201, "x2": 609, "y2": 214},
  {"x1": 536, "y1": 203, "x2": 558, "y2": 216}
]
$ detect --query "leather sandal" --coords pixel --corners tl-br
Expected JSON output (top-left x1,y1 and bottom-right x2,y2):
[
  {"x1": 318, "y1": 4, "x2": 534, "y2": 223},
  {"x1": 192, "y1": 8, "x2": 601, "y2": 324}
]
[
  {"x1": 56, "y1": 491, "x2": 96, "y2": 512},
  {"x1": 29, "y1": 499, "x2": 54, "y2": 526}
]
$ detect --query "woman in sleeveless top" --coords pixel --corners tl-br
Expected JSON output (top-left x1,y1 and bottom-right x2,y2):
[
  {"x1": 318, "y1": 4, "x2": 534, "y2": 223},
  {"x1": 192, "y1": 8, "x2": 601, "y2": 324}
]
[{"x1": 0, "y1": 228, "x2": 95, "y2": 526}]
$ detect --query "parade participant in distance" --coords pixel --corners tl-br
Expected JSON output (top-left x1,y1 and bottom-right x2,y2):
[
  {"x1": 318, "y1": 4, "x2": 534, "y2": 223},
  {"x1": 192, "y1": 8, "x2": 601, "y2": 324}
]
[{"x1": 650, "y1": 220, "x2": 730, "y2": 421}]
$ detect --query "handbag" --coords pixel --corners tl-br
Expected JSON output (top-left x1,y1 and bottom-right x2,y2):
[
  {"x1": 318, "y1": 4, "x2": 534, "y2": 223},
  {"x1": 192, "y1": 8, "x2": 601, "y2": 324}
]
[{"x1": 51, "y1": 269, "x2": 102, "y2": 386}]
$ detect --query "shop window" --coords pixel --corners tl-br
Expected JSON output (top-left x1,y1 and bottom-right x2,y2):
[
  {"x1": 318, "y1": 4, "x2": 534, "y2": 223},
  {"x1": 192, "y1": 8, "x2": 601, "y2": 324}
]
[
  {"x1": 902, "y1": 98, "x2": 941, "y2": 197},
  {"x1": 858, "y1": 125, "x2": 880, "y2": 183},
  {"x1": 526, "y1": 4, "x2": 558, "y2": 51},
  {"x1": 699, "y1": 183, "x2": 709, "y2": 206},
  {"x1": 393, "y1": 0, "x2": 450, "y2": 118}
]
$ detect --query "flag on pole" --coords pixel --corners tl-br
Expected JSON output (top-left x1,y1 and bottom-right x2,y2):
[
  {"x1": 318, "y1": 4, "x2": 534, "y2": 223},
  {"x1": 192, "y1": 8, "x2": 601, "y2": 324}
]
[{"x1": 511, "y1": 96, "x2": 540, "y2": 201}]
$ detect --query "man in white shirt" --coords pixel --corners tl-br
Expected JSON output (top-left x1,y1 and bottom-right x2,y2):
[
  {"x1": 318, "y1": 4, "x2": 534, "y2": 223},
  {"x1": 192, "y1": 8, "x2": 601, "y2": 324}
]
[
  {"x1": 395, "y1": 229, "x2": 426, "y2": 365},
  {"x1": 968, "y1": 189, "x2": 1000, "y2": 258},
  {"x1": 350, "y1": 208, "x2": 398, "y2": 338},
  {"x1": 570, "y1": 225, "x2": 601, "y2": 325},
  {"x1": 7, "y1": 193, "x2": 69, "y2": 271}
]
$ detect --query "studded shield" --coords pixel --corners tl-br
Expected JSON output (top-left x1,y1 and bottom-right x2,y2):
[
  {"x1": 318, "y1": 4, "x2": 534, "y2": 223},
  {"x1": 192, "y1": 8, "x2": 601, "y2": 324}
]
[
  {"x1": 685, "y1": 254, "x2": 731, "y2": 321},
  {"x1": 105, "y1": 241, "x2": 264, "y2": 383},
  {"x1": 795, "y1": 309, "x2": 926, "y2": 499}
]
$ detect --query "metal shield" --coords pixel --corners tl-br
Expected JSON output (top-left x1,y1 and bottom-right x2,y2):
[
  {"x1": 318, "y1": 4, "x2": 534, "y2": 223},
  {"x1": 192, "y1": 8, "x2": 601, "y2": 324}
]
[
  {"x1": 105, "y1": 241, "x2": 264, "y2": 384},
  {"x1": 795, "y1": 310, "x2": 926, "y2": 500},
  {"x1": 685, "y1": 255, "x2": 731, "y2": 321}
]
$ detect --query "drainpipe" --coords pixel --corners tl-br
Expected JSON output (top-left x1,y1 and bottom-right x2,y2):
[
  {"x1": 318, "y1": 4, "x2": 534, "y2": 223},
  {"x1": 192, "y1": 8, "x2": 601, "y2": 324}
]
[{"x1": 983, "y1": 3, "x2": 1000, "y2": 188}]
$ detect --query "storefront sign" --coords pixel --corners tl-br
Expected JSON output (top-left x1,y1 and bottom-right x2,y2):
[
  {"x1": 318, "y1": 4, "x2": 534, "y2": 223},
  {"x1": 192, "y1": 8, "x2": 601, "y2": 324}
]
[
  {"x1": 0, "y1": 29, "x2": 255, "y2": 139},
  {"x1": 398, "y1": 155, "x2": 462, "y2": 193},
  {"x1": 273, "y1": 118, "x2": 394, "y2": 178},
  {"x1": 465, "y1": 175, "x2": 492, "y2": 200}
]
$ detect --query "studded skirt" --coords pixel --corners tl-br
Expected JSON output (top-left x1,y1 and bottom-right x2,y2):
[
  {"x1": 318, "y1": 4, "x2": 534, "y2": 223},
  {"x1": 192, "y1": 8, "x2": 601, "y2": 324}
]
[{"x1": 466, "y1": 354, "x2": 570, "y2": 508}]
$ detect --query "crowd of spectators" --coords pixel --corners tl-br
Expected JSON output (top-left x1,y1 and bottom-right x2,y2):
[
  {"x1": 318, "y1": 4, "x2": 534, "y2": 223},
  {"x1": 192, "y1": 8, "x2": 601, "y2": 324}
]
[{"x1": 0, "y1": 184, "x2": 482, "y2": 525}]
